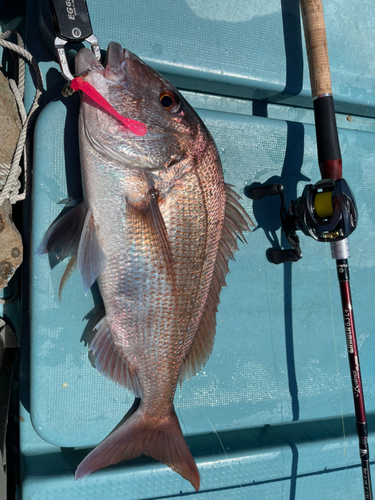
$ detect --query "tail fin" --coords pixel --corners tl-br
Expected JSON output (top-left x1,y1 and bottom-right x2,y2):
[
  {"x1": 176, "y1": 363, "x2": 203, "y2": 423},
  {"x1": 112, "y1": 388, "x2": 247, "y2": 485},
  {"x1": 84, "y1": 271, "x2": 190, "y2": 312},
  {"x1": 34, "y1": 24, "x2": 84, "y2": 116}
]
[{"x1": 75, "y1": 407, "x2": 200, "y2": 491}]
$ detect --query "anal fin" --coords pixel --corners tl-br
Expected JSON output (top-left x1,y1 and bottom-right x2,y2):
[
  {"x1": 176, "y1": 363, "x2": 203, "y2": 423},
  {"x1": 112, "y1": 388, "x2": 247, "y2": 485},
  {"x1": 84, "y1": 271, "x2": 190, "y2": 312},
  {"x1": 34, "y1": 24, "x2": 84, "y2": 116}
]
[{"x1": 90, "y1": 317, "x2": 141, "y2": 397}]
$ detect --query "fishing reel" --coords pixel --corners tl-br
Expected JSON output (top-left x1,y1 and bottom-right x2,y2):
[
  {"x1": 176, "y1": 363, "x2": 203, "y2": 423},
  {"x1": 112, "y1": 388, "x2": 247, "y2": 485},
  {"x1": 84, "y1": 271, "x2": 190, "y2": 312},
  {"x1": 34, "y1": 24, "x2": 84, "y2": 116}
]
[{"x1": 245, "y1": 178, "x2": 358, "y2": 264}]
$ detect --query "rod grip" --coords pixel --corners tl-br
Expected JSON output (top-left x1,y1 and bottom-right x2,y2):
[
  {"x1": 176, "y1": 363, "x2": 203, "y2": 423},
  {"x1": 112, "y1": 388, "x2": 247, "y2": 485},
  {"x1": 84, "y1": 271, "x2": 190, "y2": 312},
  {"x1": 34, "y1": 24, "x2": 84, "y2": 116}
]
[
  {"x1": 300, "y1": 0, "x2": 342, "y2": 180},
  {"x1": 313, "y1": 96, "x2": 342, "y2": 179},
  {"x1": 299, "y1": 0, "x2": 332, "y2": 98}
]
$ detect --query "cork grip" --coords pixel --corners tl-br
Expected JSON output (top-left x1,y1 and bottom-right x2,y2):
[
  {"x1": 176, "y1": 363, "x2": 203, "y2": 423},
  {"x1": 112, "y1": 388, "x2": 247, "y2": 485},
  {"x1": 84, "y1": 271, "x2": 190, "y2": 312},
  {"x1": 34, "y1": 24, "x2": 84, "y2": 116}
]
[{"x1": 300, "y1": 0, "x2": 332, "y2": 98}]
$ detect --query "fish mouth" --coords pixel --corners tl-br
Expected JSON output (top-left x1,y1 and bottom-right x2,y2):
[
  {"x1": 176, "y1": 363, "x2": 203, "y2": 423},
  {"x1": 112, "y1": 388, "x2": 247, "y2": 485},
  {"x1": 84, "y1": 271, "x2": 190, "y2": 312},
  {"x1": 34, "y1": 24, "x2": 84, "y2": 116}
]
[
  {"x1": 75, "y1": 42, "x2": 128, "y2": 81},
  {"x1": 103, "y1": 42, "x2": 128, "y2": 82},
  {"x1": 75, "y1": 47, "x2": 104, "y2": 76}
]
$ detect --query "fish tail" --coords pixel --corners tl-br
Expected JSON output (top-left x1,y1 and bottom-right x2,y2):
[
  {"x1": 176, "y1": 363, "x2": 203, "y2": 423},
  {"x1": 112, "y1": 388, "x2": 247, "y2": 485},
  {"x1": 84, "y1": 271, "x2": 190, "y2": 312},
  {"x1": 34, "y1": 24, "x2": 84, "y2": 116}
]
[{"x1": 75, "y1": 406, "x2": 200, "y2": 491}]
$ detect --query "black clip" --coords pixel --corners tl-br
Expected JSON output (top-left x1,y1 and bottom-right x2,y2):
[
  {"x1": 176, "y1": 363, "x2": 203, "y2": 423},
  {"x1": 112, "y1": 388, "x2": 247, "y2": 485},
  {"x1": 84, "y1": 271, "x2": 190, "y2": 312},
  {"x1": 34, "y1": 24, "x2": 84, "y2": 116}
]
[{"x1": 49, "y1": 0, "x2": 100, "y2": 81}]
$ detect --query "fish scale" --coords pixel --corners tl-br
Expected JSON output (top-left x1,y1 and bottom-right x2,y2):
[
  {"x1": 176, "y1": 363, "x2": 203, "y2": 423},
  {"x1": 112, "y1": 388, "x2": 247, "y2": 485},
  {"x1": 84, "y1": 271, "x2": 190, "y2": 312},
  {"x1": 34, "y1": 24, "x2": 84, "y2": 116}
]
[{"x1": 37, "y1": 41, "x2": 253, "y2": 491}]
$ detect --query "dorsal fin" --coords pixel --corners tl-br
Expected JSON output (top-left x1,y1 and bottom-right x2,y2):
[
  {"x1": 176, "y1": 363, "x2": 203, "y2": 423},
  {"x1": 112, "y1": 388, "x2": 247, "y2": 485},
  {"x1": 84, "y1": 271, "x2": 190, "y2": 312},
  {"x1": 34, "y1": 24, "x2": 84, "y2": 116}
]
[{"x1": 180, "y1": 184, "x2": 253, "y2": 381}]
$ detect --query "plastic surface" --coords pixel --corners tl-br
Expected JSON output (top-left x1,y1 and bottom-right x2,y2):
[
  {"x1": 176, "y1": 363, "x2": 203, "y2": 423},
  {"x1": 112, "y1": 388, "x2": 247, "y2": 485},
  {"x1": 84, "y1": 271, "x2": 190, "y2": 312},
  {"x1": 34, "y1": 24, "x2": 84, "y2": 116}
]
[
  {"x1": 33, "y1": 0, "x2": 375, "y2": 118},
  {"x1": 21, "y1": 0, "x2": 375, "y2": 498}
]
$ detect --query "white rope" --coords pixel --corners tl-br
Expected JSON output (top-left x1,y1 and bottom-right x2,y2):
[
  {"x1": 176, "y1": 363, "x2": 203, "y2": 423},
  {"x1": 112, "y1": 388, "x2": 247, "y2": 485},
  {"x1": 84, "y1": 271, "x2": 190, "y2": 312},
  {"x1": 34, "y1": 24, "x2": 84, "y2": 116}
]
[{"x1": 0, "y1": 30, "x2": 44, "y2": 205}]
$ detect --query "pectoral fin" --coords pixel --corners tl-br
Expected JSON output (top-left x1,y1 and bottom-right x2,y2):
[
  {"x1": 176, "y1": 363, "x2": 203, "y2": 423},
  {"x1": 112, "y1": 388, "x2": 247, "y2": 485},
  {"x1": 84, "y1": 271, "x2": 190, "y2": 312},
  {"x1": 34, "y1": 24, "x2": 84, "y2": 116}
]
[
  {"x1": 127, "y1": 186, "x2": 175, "y2": 285},
  {"x1": 148, "y1": 192, "x2": 174, "y2": 268}
]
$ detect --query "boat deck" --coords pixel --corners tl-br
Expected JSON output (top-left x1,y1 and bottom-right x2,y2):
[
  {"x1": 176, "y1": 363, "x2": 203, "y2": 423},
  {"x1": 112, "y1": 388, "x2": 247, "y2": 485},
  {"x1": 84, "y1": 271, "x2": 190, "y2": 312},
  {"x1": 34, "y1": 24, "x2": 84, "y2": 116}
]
[{"x1": 4, "y1": 0, "x2": 375, "y2": 498}]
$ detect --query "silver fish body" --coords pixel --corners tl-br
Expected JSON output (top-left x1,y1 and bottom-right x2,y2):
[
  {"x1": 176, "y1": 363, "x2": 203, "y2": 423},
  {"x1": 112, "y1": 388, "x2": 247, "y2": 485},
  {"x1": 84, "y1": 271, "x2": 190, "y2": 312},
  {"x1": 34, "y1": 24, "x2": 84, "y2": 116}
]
[{"x1": 38, "y1": 42, "x2": 252, "y2": 490}]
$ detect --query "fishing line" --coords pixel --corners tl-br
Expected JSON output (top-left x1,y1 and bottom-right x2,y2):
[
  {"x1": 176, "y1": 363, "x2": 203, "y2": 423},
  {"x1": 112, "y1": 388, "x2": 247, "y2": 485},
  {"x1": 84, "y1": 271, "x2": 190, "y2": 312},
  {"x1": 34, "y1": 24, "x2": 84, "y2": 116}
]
[
  {"x1": 325, "y1": 242, "x2": 347, "y2": 457},
  {"x1": 204, "y1": 418, "x2": 237, "y2": 500},
  {"x1": 206, "y1": 417, "x2": 229, "y2": 465},
  {"x1": 205, "y1": 416, "x2": 245, "y2": 493}
]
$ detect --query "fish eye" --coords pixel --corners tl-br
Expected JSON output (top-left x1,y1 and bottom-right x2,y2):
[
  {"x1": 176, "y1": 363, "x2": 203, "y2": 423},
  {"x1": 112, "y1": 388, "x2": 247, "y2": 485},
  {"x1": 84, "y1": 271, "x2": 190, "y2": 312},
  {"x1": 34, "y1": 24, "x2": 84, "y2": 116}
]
[{"x1": 160, "y1": 90, "x2": 181, "y2": 113}]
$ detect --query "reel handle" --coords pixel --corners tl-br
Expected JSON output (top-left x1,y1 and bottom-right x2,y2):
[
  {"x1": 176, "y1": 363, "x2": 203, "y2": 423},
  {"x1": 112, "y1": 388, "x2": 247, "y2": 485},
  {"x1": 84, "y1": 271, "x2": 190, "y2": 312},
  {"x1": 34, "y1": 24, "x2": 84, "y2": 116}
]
[
  {"x1": 267, "y1": 249, "x2": 301, "y2": 265},
  {"x1": 244, "y1": 183, "x2": 282, "y2": 201}
]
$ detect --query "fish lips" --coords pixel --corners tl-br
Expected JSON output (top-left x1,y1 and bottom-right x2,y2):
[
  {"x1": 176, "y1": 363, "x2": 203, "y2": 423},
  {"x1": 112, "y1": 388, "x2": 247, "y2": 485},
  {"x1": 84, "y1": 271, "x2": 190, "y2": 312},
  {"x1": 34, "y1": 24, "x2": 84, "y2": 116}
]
[
  {"x1": 75, "y1": 47, "x2": 104, "y2": 76},
  {"x1": 104, "y1": 42, "x2": 127, "y2": 81},
  {"x1": 75, "y1": 42, "x2": 128, "y2": 83}
]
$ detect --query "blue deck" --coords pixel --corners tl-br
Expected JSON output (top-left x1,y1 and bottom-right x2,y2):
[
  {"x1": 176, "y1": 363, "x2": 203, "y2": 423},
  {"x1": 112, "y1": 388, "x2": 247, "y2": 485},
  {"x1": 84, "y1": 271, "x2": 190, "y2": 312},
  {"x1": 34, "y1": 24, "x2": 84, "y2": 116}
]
[{"x1": 16, "y1": 0, "x2": 375, "y2": 498}]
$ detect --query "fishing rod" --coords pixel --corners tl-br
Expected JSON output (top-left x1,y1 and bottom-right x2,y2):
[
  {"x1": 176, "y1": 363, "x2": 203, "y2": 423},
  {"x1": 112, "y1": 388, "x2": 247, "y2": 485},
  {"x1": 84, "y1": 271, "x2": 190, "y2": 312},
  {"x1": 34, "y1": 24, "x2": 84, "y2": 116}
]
[
  {"x1": 300, "y1": 2, "x2": 372, "y2": 497},
  {"x1": 245, "y1": 1, "x2": 372, "y2": 498}
]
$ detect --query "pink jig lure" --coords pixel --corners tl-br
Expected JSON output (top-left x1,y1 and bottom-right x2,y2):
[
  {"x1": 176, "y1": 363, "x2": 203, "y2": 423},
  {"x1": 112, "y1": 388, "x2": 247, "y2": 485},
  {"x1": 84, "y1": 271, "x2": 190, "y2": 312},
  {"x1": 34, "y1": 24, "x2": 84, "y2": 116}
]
[{"x1": 70, "y1": 76, "x2": 147, "y2": 136}]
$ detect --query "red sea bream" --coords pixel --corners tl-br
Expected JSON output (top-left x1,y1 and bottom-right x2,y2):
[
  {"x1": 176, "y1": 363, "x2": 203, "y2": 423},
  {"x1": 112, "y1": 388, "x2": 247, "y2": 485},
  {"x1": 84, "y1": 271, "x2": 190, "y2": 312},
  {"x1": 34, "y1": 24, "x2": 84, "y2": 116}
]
[{"x1": 38, "y1": 42, "x2": 253, "y2": 490}]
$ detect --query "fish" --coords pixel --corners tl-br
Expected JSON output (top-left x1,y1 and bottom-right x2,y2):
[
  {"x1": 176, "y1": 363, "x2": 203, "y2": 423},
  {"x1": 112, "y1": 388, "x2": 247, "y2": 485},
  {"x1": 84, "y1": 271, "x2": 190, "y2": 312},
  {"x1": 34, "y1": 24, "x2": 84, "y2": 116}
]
[{"x1": 38, "y1": 42, "x2": 253, "y2": 491}]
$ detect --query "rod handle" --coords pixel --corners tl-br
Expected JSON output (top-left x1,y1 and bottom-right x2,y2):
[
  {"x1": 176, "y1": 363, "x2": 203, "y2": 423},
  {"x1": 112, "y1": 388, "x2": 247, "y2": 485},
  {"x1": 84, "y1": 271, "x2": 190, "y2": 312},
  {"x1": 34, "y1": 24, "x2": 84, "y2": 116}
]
[
  {"x1": 300, "y1": 0, "x2": 342, "y2": 180},
  {"x1": 299, "y1": 0, "x2": 332, "y2": 98}
]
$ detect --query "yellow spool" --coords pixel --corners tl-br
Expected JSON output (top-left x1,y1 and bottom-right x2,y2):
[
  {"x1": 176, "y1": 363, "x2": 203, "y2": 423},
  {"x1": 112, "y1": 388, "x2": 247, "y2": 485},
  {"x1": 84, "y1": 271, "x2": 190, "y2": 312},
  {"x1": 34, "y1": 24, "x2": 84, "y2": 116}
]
[{"x1": 315, "y1": 191, "x2": 333, "y2": 218}]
